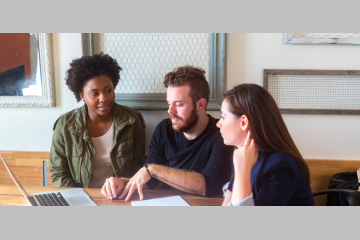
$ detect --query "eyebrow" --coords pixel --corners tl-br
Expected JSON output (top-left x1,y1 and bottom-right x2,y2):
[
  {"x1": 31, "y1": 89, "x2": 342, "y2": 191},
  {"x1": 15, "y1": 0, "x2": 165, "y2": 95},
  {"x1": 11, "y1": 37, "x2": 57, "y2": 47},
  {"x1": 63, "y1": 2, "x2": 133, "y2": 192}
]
[
  {"x1": 90, "y1": 85, "x2": 112, "y2": 91},
  {"x1": 167, "y1": 100, "x2": 184, "y2": 103}
]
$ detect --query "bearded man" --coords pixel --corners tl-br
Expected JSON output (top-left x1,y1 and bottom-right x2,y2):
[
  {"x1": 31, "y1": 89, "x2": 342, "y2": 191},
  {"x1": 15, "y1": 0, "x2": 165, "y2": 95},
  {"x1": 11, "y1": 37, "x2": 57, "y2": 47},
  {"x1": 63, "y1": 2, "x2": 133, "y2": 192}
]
[{"x1": 101, "y1": 66, "x2": 234, "y2": 200}]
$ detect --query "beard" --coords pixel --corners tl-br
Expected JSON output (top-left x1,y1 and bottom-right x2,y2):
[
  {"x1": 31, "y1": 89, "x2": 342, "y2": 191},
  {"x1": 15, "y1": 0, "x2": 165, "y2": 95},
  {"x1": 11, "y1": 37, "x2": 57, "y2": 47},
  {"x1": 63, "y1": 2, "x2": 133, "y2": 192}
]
[{"x1": 169, "y1": 105, "x2": 199, "y2": 133}]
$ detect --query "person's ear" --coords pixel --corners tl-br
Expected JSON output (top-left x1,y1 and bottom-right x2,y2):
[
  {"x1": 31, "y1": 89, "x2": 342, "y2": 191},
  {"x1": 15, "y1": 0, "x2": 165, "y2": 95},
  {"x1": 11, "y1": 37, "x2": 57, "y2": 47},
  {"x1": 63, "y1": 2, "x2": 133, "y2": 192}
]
[
  {"x1": 79, "y1": 92, "x2": 84, "y2": 101},
  {"x1": 240, "y1": 115, "x2": 249, "y2": 131},
  {"x1": 197, "y1": 98, "x2": 207, "y2": 112}
]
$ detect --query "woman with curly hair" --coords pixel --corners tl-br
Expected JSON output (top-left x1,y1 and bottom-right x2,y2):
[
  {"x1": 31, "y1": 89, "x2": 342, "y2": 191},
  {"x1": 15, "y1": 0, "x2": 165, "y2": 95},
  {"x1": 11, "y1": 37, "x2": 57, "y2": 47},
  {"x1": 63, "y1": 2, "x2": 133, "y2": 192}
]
[
  {"x1": 49, "y1": 53, "x2": 146, "y2": 190},
  {"x1": 217, "y1": 84, "x2": 314, "y2": 206}
]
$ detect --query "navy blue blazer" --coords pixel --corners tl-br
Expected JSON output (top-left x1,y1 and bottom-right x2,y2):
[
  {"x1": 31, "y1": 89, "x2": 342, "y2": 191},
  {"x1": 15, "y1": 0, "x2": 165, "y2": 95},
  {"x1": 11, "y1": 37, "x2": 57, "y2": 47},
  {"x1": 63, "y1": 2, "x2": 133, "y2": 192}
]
[{"x1": 228, "y1": 151, "x2": 314, "y2": 206}]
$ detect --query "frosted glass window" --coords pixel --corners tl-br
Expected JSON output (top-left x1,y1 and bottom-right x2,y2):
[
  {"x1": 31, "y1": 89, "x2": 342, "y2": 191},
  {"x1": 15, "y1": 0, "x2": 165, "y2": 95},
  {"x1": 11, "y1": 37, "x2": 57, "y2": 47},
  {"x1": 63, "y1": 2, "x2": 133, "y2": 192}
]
[
  {"x1": 268, "y1": 74, "x2": 360, "y2": 110},
  {"x1": 97, "y1": 33, "x2": 210, "y2": 94}
]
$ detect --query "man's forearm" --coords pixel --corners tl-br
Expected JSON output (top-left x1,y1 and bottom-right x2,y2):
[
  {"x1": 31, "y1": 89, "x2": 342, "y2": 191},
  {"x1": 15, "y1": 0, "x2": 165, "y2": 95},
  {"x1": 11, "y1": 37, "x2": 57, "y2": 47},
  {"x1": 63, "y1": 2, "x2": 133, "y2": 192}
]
[{"x1": 147, "y1": 164, "x2": 205, "y2": 196}]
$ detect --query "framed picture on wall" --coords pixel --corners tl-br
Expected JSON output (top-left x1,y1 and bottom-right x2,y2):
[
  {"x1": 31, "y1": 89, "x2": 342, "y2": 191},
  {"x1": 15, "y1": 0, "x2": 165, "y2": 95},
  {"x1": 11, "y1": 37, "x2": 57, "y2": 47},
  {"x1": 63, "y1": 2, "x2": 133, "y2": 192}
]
[
  {"x1": 284, "y1": 33, "x2": 360, "y2": 45},
  {"x1": 82, "y1": 33, "x2": 226, "y2": 110},
  {"x1": 0, "y1": 33, "x2": 55, "y2": 107}
]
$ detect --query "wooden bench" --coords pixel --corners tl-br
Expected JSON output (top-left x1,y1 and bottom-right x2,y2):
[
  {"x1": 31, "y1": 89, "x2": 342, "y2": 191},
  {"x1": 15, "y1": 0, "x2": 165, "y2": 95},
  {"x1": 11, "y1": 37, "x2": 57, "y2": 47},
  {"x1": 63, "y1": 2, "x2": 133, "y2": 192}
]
[
  {"x1": 0, "y1": 151, "x2": 53, "y2": 187},
  {"x1": 307, "y1": 159, "x2": 360, "y2": 206},
  {"x1": 1, "y1": 151, "x2": 359, "y2": 205}
]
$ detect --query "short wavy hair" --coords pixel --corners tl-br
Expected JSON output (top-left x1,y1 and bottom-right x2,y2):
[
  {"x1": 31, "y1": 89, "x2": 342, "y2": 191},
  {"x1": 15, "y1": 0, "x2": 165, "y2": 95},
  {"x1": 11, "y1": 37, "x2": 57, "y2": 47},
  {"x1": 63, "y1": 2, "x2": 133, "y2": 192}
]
[
  {"x1": 163, "y1": 65, "x2": 210, "y2": 107},
  {"x1": 65, "y1": 53, "x2": 122, "y2": 102}
]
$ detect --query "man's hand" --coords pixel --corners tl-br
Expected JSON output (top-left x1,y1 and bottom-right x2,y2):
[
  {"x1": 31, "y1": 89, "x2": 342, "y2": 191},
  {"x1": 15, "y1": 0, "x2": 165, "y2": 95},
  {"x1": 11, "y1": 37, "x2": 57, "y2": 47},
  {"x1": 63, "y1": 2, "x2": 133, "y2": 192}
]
[
  {"x1": 101, "y1": 177, "x2": 127, "y2": 200},
  {"x1": 119, "y1": 167, "x2": 151, "y2": 201}
]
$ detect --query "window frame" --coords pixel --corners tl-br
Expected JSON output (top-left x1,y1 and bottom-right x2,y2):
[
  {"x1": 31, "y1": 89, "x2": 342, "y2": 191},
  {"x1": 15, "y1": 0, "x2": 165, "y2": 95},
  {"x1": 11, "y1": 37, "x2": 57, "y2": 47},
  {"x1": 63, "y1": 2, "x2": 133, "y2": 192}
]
[{"x1": 284, "y1": 33, "x2": 360, "y2": 45}]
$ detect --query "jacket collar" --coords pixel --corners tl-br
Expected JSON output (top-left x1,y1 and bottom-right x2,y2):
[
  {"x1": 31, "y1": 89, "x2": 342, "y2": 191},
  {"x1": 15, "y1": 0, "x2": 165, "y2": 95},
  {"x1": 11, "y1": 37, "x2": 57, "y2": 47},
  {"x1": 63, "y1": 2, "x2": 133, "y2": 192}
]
[
  {"x1": 111, "y1": 102, "x2": 136, "y2": 132},
  {"x1": 67, "y1": 103, "x2": 136, "y2": 142}
]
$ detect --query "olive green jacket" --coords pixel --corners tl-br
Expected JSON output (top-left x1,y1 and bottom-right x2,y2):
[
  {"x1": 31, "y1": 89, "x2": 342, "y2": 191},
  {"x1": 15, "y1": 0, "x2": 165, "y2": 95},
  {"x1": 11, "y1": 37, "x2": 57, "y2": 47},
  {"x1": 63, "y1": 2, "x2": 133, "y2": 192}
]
[{"x1": 49, "y1": 103, "x2": 146, "y2": 188}]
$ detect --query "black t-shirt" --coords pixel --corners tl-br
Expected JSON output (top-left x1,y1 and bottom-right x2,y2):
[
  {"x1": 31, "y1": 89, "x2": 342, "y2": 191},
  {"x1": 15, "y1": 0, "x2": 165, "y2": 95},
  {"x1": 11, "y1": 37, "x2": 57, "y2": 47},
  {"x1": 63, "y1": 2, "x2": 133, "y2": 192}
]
[{"x1": 145, "y1": 114, "x2": 234, "y2": 197}]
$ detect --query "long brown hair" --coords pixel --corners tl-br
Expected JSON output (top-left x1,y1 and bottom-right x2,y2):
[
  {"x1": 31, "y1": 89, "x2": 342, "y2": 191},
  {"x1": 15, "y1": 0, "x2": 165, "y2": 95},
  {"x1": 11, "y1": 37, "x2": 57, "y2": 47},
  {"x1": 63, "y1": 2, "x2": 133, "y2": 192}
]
[{"x1": 223, "y1": 84, "x2": 310, "y2": 183}]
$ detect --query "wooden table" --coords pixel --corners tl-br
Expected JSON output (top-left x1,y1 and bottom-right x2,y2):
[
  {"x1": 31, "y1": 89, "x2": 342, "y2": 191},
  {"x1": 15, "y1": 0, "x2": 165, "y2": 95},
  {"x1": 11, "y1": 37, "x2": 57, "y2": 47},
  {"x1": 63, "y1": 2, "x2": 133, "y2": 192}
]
[{"x1": 0, "y1": 185, "x2": 224, "y2": 206}]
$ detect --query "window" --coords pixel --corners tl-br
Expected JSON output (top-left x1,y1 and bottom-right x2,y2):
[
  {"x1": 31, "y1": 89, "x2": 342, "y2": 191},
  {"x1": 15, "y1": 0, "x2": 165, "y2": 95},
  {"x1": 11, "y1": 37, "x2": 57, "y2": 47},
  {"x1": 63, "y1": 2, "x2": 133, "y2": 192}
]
[{"x1": 82, "y1": 33, "x2": 226, "y2": 110}]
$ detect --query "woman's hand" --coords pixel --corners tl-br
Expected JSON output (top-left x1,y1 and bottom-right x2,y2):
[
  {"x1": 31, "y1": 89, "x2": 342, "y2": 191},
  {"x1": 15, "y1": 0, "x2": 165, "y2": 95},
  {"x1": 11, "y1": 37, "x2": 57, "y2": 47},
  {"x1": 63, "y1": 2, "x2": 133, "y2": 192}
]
[
  {"x1": 101, "y1": 177, "x2": 128, "y2": 200},
  {"x1": 233, "y1": 131, "x2": 259, "y2": 171},
  {"x1": 231, "y1": 131, "x2": 259, "y2": 205},
  {"x1": 222, "y1": 189, "x2": 232, "y2": 206}
]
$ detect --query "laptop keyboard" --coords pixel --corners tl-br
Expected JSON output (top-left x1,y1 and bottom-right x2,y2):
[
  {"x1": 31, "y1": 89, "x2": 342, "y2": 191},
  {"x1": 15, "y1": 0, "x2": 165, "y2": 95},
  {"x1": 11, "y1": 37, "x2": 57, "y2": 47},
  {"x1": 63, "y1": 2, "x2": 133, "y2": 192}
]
[{"x1": 34, "y1": 192, "x2": 70, "y2": 206}]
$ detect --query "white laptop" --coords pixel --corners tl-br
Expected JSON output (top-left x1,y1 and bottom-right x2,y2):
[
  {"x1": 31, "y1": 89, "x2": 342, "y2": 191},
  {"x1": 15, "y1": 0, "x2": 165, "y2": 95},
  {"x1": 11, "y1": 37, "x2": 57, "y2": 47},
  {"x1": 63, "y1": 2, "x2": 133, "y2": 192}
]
[{"x1": 1, "y1": 154, "x2": 97, "y2": 206}]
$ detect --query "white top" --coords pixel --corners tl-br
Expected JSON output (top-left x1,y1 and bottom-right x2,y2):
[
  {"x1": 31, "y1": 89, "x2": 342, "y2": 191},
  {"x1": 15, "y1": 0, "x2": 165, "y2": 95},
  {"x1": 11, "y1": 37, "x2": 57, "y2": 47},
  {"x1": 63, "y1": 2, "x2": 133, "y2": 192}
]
[{"x1": 88, "y1": 123, "x2": 115, "y2": 188}]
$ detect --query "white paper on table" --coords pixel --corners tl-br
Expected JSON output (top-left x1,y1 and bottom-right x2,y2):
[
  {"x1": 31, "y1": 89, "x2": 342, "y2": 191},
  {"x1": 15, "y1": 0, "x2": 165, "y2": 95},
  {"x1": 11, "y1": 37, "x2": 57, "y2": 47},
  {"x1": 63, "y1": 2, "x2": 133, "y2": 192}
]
[{"x1": 131, "y1": 195, "x2": 190, "y2": 206}]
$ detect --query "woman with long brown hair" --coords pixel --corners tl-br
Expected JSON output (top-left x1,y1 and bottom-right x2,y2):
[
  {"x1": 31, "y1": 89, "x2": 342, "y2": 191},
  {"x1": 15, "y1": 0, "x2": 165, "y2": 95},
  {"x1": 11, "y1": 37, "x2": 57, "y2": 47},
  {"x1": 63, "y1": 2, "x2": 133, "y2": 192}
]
[{"x1": 217, "y1": 84, "x2": 314, "y2": 206}]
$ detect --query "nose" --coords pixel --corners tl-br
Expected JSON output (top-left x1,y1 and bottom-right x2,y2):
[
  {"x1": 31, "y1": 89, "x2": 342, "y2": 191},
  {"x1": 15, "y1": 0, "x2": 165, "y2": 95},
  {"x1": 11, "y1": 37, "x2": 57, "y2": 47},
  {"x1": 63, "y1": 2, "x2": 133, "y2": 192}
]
[
  {"x1": 168, "y1": 103, "x2": 176, "y2": 115},
  {"x1": 216, "y1": 120, "x2": 221, "y2": 128},
  {"x1": 99, "y1": 92, "x2": 108, "y2": 103}
]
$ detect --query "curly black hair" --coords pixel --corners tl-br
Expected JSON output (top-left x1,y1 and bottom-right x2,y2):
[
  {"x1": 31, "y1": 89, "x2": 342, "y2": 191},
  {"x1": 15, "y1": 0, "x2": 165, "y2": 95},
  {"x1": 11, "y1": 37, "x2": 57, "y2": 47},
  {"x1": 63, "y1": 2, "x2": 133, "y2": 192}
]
[{"x1": 65, "y1": 53, "x2": 122, "y2": 102}]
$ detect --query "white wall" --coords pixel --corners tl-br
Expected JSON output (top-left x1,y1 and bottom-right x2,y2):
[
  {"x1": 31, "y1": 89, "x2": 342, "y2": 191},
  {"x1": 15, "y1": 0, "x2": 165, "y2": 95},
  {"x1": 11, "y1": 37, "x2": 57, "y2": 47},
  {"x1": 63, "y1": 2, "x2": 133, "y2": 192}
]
[
  {"x1": 227, "y1": 33, "x2": 360, "y2": 160},
  {"x1": 0, "y1": 33, "x2": 359, "y2": 160},
  {"x1": 0, "y1": 33, "x2": 82, "y2": 151}
]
